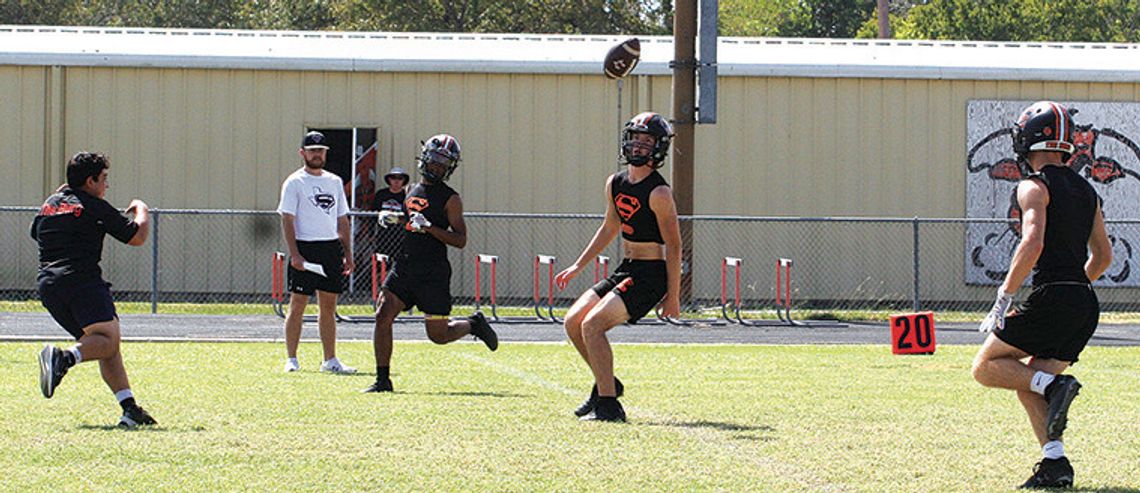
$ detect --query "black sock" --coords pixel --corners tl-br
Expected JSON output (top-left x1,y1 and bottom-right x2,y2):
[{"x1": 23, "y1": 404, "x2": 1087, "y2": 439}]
[
  {"x1": 597, "y1": 396, "x2": 618, "y2": 404},
  {"x1": 119, "y1": 397, "x2": 137, "y2": 411},
  {"x1": 377, "y1": 366, "x2": 390, "y2": 381}
]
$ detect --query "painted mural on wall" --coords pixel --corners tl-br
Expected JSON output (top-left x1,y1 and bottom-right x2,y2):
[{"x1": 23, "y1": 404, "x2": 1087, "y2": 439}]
[{"x1": 966, "y1": 100, "x2": 1139, "y2": 287}]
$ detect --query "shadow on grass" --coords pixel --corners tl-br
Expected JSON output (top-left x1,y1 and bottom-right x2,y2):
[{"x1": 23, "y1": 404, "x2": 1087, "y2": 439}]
[
  {"x1": 401, "y1": 390, "x2": 530, "y2": 398},
  {"x1": 1066, "y1": 488, "x2": 1140, "y2": 493},
  {"x1": 644, "y1": 419, "x2": 776, "y2": 441},
  {"x1": 76, "y1": 424, "x2": 174, "y2": 432}
]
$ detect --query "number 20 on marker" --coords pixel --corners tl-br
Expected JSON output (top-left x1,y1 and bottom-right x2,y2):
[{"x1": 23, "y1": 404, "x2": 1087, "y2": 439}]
[{"x1": 890, "y1": 312, "x2": 936, "y2": 355}]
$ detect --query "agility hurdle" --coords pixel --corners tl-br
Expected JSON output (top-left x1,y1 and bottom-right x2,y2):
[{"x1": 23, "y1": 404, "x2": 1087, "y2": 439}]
[
  {"x1": 474, "y1": 254, "x2": 544, "y2": 323},
  {"x1": 656, "y1": 258, "x2": 726, "y2": 326},
  {"x1": 270, "y1": 251, "x2": 320, "y2": 323},
  {"x1": 272, "y1": 251, "x2": 421, "y2": 323},
  {"x1": 721, "y1": 256, "x2": 845, "y2": 327},
  {"x1": 534, "y1": 255, "x2": 561, "y2": 323}
]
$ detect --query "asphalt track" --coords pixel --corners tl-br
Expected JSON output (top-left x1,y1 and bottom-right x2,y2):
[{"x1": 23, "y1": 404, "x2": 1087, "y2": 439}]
[{"x1": 2, "y1": 311, "x2": 1138, "y2": 346}]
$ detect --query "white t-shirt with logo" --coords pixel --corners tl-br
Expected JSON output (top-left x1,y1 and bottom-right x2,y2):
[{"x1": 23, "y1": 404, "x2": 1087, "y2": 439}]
[{"x1": 277, "y1": 168, "x2": 348, "y2": 241}]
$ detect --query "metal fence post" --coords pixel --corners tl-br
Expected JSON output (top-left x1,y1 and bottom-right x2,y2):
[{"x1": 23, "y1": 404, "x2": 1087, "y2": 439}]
[
  {"x1": 151, "y1": 210, "x2": 159, "y2": 314},
  {"x1": 912, "y1": 216, "x2": 920, "y2": 312}
]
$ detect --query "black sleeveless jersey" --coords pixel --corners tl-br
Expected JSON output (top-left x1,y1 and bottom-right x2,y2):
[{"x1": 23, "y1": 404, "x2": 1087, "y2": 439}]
[
  {"x1": 610, "y1": 169, "x2": 668, "y2": 244},
  {"x1": 399, "y1": 181, "x2": 457, "y2": 264},
  {"x1": 1022, "y1": 165, "x2": 1101, "y2": 286}
]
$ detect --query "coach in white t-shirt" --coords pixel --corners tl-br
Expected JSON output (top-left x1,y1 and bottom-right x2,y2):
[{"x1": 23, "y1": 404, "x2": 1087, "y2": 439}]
[{"x1": 276, "y1": 130, "x2": 356, "y2": 374}]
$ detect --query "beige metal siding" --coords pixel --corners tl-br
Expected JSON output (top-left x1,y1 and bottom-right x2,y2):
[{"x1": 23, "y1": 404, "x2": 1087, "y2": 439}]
[
  {"x1": 40, "y1": 67, "x2": 1140, "y2": 217},
  {"x1": 7, "y1": 64, "x2": 1140, "y2": 302},
  {"x1": 1, "y1": 66, "x2": 48, "y2": 204},
  {"x1": 56, "y1": 68, "x2": 634, "y2": 213}
]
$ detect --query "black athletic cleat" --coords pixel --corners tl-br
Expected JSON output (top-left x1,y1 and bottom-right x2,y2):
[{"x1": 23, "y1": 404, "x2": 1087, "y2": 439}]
[
  {"x1": 1019, "y1": 457, "x2": 1074, "y2": 489},
  {"x1": 468, "y1": 311, "x2": 498, "y2": 351},
  {"x1": 362, "y1": 379, "x2": 394, "y2": 393},
  {"x1": 119, "y1": 405, "x2": 158, "y2": 429},
  {"x1": 573, "y1": 377, "x2": 624, "y2": 417},
  {"x1": 580, "y1": 397, "x2": 626, "y2": 422},
  {"x1": 1044, "y1": 375, "x2": 1081, "y2": 441},
  {"x1": 38, "y1": 345, "x2": 69, "y2": 399}
]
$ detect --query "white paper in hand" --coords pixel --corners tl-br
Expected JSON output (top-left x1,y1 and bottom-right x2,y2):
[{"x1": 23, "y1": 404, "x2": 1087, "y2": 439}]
[{"x1": 302, "y1": 262, "x2": 327, "y2": 277}]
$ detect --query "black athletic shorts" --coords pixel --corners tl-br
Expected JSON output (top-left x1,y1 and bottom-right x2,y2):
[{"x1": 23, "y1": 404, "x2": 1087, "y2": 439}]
[
  {"x1": 38, "y1": 278, "x2": 117, "y2": 340},
  {"x1": 382, "y1": 259, "x2": 452, "y2": 316},
  {"x1": 591, "y1": 259, "x2": 667, "y2": 323},
  {"x1": 288, "y1": 240, "x2": 345, "y2": 295},
  {"x1": 996, "y1": 283, "x2": 1099, "y2": 364}
]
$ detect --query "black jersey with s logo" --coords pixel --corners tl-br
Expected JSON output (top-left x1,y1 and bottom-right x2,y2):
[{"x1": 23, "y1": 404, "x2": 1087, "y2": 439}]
[
  {"x1": 399, "y1": 182, "x2": 457, "y2": 265},
  {"x1": 611, "y1": 169, "x2": 668, "y2": 244}
]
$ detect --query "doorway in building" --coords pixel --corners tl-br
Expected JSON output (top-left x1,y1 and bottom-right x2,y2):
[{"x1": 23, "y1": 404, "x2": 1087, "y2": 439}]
[{"x1": 307, "y1": 127, "x2": 380, "y2": 299}]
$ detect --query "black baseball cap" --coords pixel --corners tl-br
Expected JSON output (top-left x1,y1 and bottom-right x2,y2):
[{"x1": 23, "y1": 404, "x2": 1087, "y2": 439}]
[{"x1": 302, "y1": 131, "x2": 329, "y2": 150}]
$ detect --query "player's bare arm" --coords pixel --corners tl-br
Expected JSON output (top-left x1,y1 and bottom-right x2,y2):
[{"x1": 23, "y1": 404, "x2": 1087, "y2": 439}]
[
  {"x1": 1086, "y1": 205, "x2": 1112, "y2": 282},
  {"x1": 280, "y1": 213, "x2": 305, "y2": 269},
  {"x1": 650, "y1": 185, "x2": 682, "y2": 318},
  {"x1": 425, "y1": 193, "x2": 467, "y2": 249},
  {"x1": 126, "y1": 199, "x2": 150, "y2": 246},
  {"x1": 555, "y1": 175, "x2": 621, "y2": 289},
  {"x1": 1000, "y1": 179, "x2": 1049, "y2": 294}
]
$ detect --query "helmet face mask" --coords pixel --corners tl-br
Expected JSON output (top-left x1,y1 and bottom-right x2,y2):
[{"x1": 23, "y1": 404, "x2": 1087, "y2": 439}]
[
  {"x1": 1012, "y1": 101, "x2": 1076, "y2": 170},
  {"x1": 418, "y1": 134, "x2": 461, "y2": 182},
  {"x1": 621, "y1": 112, "x2": 674, "y2": 168}
]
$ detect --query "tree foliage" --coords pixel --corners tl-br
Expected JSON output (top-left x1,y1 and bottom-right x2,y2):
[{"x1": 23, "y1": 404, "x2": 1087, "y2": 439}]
[
  {"x1": 1, "y1": 0, "x2": 1138, "y2": 42},
  {"x1": 0, "y1": 0, "x2": 670, "y2": 34},
  {"x1": 720, "y1": 0, "x2": 876, "y2": 38},
  {"x1": 888, "y1": 0, "x2": 1140, "y2": 42}
]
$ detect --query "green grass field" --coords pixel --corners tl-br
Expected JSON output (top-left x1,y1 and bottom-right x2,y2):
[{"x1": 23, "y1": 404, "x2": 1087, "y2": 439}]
[{"x1": 1, "y1": 341, "x2": 1137, "y2": 492}]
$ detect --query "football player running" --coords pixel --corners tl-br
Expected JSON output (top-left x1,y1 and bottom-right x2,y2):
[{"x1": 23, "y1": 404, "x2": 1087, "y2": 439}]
[
  {"x1": 971, "y1": 101, "x2": 1112, "y2": 489},
  {"x1": 363, "y1": 134, "x2": 498, "y2": 393},
  {"x1": 554, "y1": 112, "x2": 682, "y2": 422},
  {"x1": 32, "y1": 152, "x2": 158, "y2": 428}
]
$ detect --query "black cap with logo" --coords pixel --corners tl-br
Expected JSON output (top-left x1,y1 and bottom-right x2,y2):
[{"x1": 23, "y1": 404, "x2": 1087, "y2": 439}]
[{"x1": 302, "y1": 131, "x2": 330, "y2": 150}]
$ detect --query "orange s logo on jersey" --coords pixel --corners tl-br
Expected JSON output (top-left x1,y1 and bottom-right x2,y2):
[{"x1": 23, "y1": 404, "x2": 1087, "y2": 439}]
[
  {"x1": 614, "y1": 193, "x2": 640, "y2": 221},
  {"x1": 406, "y1": 196, "x2": 429, "y2": 212},
  {"x1": 616, "y1": 277, "x2": 634, "y2": 293}
]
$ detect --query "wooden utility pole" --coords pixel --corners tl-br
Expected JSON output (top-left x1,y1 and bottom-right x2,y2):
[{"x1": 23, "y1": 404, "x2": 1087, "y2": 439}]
[
  {"x1": 877, "y1": 0, "x2": 892, "y2": 39},
  {"x1": 672, "y1": 0, "x2": 697, "y2": 303}
]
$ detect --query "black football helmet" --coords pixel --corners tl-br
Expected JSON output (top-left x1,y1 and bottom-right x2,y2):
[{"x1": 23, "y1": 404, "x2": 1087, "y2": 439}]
[
  {"x1": 418, "y1": 134, "x2": 461, "y2": 182},
  {"x1": 621, "y1": 112, "x2": 674, "y2": 168},
  {"x1": 1012, "y1": 101, "x2": 1076, "y2": 162}
]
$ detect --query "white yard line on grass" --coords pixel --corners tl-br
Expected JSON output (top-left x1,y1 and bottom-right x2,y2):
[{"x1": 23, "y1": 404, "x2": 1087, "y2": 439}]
[{"x1": 456, "y1": 352, "x2": 850, "y2": 493}]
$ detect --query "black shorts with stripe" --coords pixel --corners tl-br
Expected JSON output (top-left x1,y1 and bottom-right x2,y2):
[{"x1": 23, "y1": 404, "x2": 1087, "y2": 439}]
[
  {"x1": 591, "y1": 259, "x2": 667, "y2": 323},
  {"x1": 996, "y1": 283, "x2": 1099, "y2": 364},
  {"x1": 287, "y1": 240, "x2": 345, "y2": 295}
]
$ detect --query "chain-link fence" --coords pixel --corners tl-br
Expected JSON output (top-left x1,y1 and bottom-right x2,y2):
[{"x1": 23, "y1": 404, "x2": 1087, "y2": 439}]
[{"x1": 3, "y1": 207, "x2": 1138, "y2": 315}]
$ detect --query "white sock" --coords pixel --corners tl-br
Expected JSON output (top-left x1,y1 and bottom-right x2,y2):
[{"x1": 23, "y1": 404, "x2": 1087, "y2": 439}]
[
  {"x1": 1042, "y1": 440, "x2": 1065, "y2": 460},
  {"x1": 1030, "y1": 371, "x2": 1055, "y2": 395},
  {"x1": 114, "y1": 389, "x2": 134, "y2": 403},
  {"x1": 69, "y1": 347, "x2": 82, "y2": 364},
  {"x1": 287, "y1": 357, "x2": 298, "y2": 364},
  {"x1": 324, "y1": 357, "x2": 339, "y2": 365}
]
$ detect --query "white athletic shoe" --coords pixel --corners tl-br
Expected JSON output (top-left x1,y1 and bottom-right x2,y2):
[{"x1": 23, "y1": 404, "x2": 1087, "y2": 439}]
[
  {"x1": 283, "y1": 358, "x2": 300, "y2": 373},
  {"x1": 319, "y1": 358, "x2": 356, "y2": 374}
]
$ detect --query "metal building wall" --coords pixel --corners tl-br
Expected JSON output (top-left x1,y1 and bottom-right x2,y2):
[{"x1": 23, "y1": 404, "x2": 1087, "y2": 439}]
[
  {"x1": 0, "y1": 66, "x2": 49, "y2": 205},
  {"x1": 55, "y1": 67, "x2": 634, "y2": 213},
  {"x1": 7, "y1": 63, "x2": 1140, "y2": 303},
  {"x1": 679, "y1": 76, "x2": 1140, "y2": 305}
]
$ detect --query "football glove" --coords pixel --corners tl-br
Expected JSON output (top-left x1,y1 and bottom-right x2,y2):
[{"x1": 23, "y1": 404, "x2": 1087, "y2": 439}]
[
  {"x1": 408, "y1": 212, "x2": 431, "y2": 233},
  {"x1": 978, "y1": 289, "x2": 1014, "y2": 333},
  {"x1": 377, "y1": 210, "x2": 403, "y2": 228}
]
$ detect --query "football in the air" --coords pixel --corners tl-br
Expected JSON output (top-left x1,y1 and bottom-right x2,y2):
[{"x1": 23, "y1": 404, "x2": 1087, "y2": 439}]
[{"x1": 603, "y1": 38, "x2": 641, "y2": 79}]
